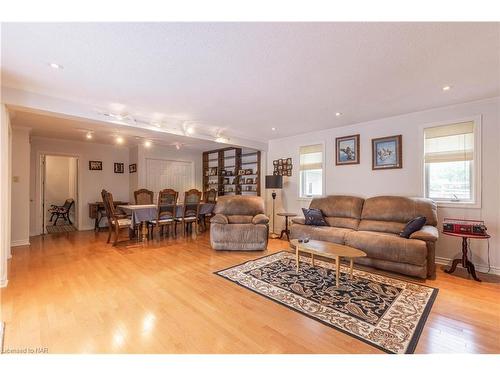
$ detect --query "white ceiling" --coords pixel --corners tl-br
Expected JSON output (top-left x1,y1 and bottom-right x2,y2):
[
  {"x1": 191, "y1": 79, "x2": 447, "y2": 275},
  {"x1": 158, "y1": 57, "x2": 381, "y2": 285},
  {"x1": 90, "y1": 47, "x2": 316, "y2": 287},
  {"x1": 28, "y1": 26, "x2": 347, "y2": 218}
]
[
  {"x1": 9, "y1": 108, "x2": 225, "y2": 151},
  {"x1": 2, "y1": 22, "x2": 499, "y2": 141}
]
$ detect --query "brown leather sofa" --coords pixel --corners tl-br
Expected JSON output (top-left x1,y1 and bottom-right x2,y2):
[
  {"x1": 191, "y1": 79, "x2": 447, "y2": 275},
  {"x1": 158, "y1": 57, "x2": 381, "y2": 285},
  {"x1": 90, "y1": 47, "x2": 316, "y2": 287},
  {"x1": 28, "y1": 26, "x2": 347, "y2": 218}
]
[
  {"x1": 290, "y1": 195, "x2": 438, "y2": 278},
  {"x1": 210, "y1": 196, "x2": 269, "y2": 250}
]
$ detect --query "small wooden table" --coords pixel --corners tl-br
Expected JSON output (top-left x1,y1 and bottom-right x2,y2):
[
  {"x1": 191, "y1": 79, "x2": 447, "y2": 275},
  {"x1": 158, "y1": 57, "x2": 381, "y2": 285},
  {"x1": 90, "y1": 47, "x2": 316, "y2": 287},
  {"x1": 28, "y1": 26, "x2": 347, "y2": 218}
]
[
  {"x1": 277, "y1": 212, "x2": 297, "y2": 241},
  {"x1": 290, "y1": 239, "x2": 366, "y2": 287},
  {"x1": 443, "y1": 231, "x2": 490, "y2": 282}
]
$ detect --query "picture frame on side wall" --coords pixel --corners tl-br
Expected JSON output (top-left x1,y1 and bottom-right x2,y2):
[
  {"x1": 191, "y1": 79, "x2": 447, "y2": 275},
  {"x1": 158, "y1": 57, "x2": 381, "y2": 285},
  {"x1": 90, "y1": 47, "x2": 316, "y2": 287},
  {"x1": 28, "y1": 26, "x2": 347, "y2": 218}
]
[
  {"x1": 129, "y1": 163, "x2": 137, "y2": 173},
  {"x1": 114, "y1": 163, "x2": 124, "y2": 173},
  {"x1": 372, "y1": 135, "x2": 403, "y2": 170},
  {"x1": 336, "y1": 134, "x2": 360, "y2": 165},
  {"x1": 89, "y1": 160, "x2": 102, "y2": 171}
]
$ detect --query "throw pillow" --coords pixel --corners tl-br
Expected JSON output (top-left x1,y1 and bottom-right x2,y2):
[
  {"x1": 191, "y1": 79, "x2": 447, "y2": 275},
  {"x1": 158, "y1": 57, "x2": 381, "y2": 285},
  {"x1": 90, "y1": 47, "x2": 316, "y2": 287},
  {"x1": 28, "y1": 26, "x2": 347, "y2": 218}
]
[
  {"x1": 400, "y1": 216, "x2": 427, "y2": 238},
  {"x1": 302, "y1": 208, "x2": 328, "y2": 226}
]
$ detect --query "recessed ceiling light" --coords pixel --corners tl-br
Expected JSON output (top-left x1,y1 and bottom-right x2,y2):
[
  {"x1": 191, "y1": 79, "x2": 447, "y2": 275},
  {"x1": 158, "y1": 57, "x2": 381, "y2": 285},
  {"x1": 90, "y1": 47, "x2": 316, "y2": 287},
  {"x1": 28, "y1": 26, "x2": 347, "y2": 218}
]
[
  {"x1": 144, "y1": 140, "x2": 152, "y2": 148},
  {"x1": 335, "y1": 112, "x2": 343, "y2": 117},
  {"x1": 86, "y1": 132, "x2": 93, "y2": 140},
  {"x1": 116, "y1": 136, "x2": 124, "y2": 144},
  {"x1": 271, "y1": 127, "x2": 277, "y2": 131},
  {"x1": 49, "y1": 62, "x2": 63, "y2": 70},
  {"x1": 215, "y1": 136, "x2": 229, "y2": 143},
  {"x1": 186, "y1": 127, "x2": 195, "y2": 135},
  {"x1": 442, "y1": 85, "x2": 452, "y2": 91}
]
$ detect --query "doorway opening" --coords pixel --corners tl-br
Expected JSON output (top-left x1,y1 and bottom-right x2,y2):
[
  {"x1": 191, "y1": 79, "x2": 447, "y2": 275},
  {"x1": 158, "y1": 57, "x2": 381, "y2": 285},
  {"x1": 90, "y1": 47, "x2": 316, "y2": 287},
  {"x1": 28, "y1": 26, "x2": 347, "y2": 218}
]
[{"x1": 41, "y1": 155, "x2": 79, "y2": 234}]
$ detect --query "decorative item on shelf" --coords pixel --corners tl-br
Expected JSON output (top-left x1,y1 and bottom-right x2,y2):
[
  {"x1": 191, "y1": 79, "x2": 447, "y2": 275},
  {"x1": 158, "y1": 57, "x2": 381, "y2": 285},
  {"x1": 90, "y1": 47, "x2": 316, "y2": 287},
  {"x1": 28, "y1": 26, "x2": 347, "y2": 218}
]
[
  {"x1": 209, "y1": 167, "x2": 218, "y2": 176},
  {"x1": 245, "y1": 169, "x2": 253, "y2": 175},
  {"x1": 89, "y1": 160, "x2": 102, "y2": 170},
  {"x1": 238, "y1": 169, "x2": 246, "y2": 176},
  {"x1": 273, "y1": 157, "x2": 293, "y2": 176},
  {"x1": 227, "y1": 170, "x2": 233, "y2": 176},
  {"x1": 114, "y1": 163, "x2": 124, "y2": 173},
  {"x1": 372, "y1": 135, "x2": 402, "y2": 170},
  {"x1": 245, "y1": 178, "x2": 253, "y2": 184},
  {"x1": 336, "y1": 134, "x2": 360, "y2": 165},
  {"x1": 265, "y1": 175, "x2": 283, "y2": 239},
  {"x1": 129, "y1": 163, "x2": 137, "y2": 173},
  {"x1": 221, "y1": 170, "x2": 227, "y2": 176},
  {"x1": 223, "y1": 178, "x2": 230, "y2": 185}
]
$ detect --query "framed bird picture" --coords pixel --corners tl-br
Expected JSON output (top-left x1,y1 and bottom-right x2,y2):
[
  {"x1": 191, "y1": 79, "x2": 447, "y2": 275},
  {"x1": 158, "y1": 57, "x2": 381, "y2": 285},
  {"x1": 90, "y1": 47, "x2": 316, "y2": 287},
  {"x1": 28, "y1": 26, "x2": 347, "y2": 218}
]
[
  {"x1": 372, "y1": 135, "x2": 402, "y2": 170},
  {"x1": 336, "y1": 134, "x2": 360, "y2": 165}
]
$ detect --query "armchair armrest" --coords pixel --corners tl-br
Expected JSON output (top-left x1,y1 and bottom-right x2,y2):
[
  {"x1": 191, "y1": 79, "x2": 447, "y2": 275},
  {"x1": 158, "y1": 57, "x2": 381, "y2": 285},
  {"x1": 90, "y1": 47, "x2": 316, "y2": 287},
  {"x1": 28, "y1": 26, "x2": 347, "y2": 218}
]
[
  {"x1": 291, "y1": 217, "x2": 305, "y2": 225},
  {"x1": 210, "y1": 214, "x2": 229, "y2": 224},
  {"x1": 252, "y1": 214, "x2": 269, "y2": 225},
  {"x1": 410, "y1": 225, "x2": 439, "y2": 242}
]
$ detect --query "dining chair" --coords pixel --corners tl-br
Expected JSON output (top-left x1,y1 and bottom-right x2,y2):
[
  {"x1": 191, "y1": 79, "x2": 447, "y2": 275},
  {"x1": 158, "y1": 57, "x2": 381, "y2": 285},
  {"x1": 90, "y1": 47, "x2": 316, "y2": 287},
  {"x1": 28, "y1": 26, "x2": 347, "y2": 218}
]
[
  {"x1": 101, "y1": 189, "x2": 131, "y2": 246},
  {"x1": 150, "y1": 189, "x2": 178, "y2": 238},
  {"x1": 175, "y1": 189, "x2": 202, "y2": 236},
  {"x1": 200, "y1": 188, "x2": 217, "y2": 230},
  {"x1": 134, "y1": 189, "x2": 154, "y2": 205}
]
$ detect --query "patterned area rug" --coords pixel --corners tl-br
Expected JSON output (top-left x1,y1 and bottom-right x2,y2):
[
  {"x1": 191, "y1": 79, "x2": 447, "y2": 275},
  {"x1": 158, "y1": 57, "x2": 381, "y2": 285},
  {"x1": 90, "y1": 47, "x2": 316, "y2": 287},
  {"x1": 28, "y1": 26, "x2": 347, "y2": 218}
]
[
  {"x1": 216, "y1": 251, "x2": 438, "y2": 354},
  {"x1": 46, "y1": 224, "x2": 76, "y2": 234}
]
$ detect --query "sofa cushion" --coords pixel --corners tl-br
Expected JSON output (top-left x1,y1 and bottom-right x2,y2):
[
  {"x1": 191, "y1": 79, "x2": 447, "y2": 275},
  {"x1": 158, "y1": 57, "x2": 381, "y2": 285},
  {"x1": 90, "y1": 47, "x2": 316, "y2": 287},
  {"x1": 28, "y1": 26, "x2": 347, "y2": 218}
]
[
  {"x1": 290, "y1": 223, "x2": 353, "y2": 244},
  {"x1": 227, "y1": 215, "x2": 254, "y2": 224},
  {"x1": 400, "y1": 216, "x2": 426, "y2": 238},
  {"x1": 345, "y1": 231, "x2": 427, "y2": 266},
  {"x1": 302, "y1": 208, "x2": 328, "y2": 226},
  {"x1": 252, "y1": 214, "x2": 269, "y2": 225},
  {"x1": 410, "y1": 225, "x2": 439, "y2": 242},
  {"x1": 309, "y1": 195, "x2": 364, "y2": 229},
  {"x1": 361, "y1": 196, "x2": 437, "y2": 226},
  {"x1": 358, "y1": 220, "x2": 406, "y2": 234}
]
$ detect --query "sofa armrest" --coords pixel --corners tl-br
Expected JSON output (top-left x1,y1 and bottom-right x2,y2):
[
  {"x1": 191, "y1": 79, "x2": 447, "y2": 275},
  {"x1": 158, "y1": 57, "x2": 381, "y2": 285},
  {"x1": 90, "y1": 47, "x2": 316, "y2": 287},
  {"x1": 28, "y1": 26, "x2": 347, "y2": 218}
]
[
  {"x1": 410, "y1": 225, "x2": 439, "y2": 242},
  {"x1": 252, "y1": 214, "x2": 269, "y2": 225},
  {"x1": 210, "y1": 214, "x2": 229, "y2": 224},
  {"x1": 291, "y1": 217, "x2": 305, "y2": 225}
]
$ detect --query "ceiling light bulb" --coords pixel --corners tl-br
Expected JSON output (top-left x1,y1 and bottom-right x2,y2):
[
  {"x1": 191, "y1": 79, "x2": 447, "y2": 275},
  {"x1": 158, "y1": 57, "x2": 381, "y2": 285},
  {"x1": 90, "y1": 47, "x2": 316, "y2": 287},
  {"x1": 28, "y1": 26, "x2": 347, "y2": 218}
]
[
  {"x1": 335, "y1": 112, "x2": 343, "y2": 117},
  {"x1": 144, "y1": 140, "x2": 152, "y2": 148},
  {"x1": 86, "y1": 132, "x2": 93, "y2": 140},
  {"x1": 175, "y1": 143, "x2": 181, "y2": 150},
  {"x1": 49, "y1": 62, "x2": 63, "y2": 70},
  {"x1": 442, "y1": 85, "x2": 452, "y2": 91},
  {"x1": 186, "y1": 127, "x2": 195, "y2": 135},
  {"x1": 116, "y1": 136, "x2": 124, "y2": 144},
  {"x1": 271, "y1": 127, "x2": 277, "y2": 131}
]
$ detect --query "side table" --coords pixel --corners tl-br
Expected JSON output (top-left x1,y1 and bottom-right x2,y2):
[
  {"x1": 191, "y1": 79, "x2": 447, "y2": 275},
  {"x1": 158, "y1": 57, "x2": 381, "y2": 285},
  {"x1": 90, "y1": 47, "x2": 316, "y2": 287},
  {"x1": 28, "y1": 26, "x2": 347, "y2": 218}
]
[
  {"x1": 277, "y1": 212, "x2": 297, "y2": 241},
  {"x1": 443, "y1": 231, "x2": 490, "y2": 282}
]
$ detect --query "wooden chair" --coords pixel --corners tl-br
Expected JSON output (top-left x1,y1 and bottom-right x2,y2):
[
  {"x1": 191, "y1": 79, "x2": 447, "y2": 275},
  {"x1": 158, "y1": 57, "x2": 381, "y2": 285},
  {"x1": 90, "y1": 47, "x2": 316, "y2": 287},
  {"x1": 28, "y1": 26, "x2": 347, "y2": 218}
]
[
  {"x1": 150, "y1": 189, "x2": 178, "y2": 238},
  {"x1": 201, "y1": 188, "x2": 217, "y2": 230},
  {"x1": 101, "y1": 189, "x2": 131, "y2": 246},
  {"x1": 134, "y1": 189, "x2": 154, "y2": 205},
  {"x1": 48, "y1": 198, "x2": 75, "y2": 225},
  {"x1": 175, "y1": 189, "x2": 202, "y2": 236}
]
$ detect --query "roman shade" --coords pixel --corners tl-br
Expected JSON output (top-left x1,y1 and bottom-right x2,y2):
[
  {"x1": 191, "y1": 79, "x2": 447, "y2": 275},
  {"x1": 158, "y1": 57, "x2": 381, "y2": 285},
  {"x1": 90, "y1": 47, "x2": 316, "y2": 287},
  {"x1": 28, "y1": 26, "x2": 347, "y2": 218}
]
[
  {"x1": 299, "y1": 144, "x2": 323, "y2": 171},
  {"x1": 424, "y1": 121, "x2": 474, "y2": 163}
]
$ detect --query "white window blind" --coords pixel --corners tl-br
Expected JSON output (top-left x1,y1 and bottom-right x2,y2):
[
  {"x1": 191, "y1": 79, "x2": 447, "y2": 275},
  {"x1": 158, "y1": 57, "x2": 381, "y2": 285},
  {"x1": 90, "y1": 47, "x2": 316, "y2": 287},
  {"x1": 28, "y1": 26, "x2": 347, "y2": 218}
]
[
  {"x1": 146, "y1": 159, "x2": 194, "y2": 200},
  {"x1": 424, "y1": 121, "x2": 475, "y2": 202},
  {"x1": 299, "y1": 144, "x2": 323, "y2": 198}
]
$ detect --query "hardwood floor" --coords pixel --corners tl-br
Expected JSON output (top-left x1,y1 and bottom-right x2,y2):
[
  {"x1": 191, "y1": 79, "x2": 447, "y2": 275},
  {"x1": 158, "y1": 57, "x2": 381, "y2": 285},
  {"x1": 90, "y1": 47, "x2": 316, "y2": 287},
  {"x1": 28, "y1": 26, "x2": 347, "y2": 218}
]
[{"x1": 1, "y1": 229, "x2": 499, "y2": 354}]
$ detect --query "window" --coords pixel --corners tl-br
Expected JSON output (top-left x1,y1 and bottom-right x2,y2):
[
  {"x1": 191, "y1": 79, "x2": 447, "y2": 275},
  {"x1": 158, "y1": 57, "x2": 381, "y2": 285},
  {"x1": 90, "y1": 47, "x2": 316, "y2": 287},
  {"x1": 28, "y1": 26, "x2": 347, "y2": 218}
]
[
  {"x1": 424, "y1": 120, "x2": 479, "y2": 205},
  {"x1": 299, "y1": 144, "x2": 324, "y2": 198}
]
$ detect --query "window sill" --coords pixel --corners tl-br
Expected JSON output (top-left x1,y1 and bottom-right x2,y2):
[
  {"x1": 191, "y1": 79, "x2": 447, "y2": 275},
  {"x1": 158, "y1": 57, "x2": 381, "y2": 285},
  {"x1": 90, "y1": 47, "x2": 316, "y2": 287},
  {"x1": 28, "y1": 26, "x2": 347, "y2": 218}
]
[{"x1": 435, "y1": 201, "x2": 481, "y2": 209}]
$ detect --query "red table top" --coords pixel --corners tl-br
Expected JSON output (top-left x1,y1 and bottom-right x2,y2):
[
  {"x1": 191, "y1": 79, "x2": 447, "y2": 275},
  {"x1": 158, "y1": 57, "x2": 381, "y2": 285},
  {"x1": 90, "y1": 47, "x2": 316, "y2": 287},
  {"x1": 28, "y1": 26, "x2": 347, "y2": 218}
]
[{"x1": 442, "y1": 231, "x2": 490, "y2": 239}]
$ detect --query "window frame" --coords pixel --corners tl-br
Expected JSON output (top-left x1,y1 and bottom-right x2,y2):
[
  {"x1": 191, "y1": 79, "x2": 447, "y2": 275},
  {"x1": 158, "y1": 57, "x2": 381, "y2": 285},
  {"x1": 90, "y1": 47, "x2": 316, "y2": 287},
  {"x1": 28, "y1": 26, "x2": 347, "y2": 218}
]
[
  {"x1": 420, "y1": 115, "x2": 482, "y2": 209},
  {"x1": 298, "y1": 142, "x2": 326, "y2": 200}
]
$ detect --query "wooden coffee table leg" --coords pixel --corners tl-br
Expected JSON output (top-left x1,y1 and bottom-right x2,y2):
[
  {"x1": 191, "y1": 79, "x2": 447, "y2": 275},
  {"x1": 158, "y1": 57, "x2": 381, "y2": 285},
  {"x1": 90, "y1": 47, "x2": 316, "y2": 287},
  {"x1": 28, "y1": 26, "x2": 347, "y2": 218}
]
[
  {"x1": 335, "y1": 256, "x2": 340, "y2": 287},
  {"x1": 350, "y1": 258, "x2": 354, "y2": 279}
]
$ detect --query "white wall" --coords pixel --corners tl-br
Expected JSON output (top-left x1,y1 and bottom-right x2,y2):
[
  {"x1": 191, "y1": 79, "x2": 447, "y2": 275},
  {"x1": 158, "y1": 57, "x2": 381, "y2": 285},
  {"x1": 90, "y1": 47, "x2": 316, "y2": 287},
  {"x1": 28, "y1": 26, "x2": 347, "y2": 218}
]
[
  {"x1": 30, "y1": 137, "x2": 130, "y2": 233},
  {"x1": 267, "y1": 97, "x2": 500, "y2": 273},
  {"x1": 11, "y1": 127, "x2": 31, "y2": 246},
  {"x1": 0, "y1": 104, "x2": 12, "y2": 287}
]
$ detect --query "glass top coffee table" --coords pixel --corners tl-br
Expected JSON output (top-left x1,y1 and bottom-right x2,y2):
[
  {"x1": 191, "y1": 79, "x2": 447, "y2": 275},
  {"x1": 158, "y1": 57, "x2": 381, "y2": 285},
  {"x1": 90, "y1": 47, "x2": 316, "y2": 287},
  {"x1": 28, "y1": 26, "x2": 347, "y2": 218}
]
[{"x1": 289, "y1": 239, "x2": 366, "y2": 287}]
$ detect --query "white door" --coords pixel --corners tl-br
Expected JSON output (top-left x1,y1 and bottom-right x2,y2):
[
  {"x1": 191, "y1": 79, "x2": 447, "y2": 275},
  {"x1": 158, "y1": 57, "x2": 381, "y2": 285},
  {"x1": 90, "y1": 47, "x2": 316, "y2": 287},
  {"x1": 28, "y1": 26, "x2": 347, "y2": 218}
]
[{"x1": 146, "y1": 158, "x2": 194, "y2": 200}]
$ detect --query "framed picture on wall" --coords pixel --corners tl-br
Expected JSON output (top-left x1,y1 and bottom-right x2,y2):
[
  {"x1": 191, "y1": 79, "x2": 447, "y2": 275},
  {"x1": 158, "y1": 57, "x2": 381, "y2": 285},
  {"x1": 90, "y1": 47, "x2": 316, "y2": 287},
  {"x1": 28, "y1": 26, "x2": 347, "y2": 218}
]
[
  {"x1": 372, "y1": 135, "x2": 403, "y2": 170},
  {"x1": 114, "y1": 163, "x2": 124, "y2": 173},
  {"x1": 336, "y1": 134, "x2": 360, "y2": 165},
  {"x1": 129, "y1": 163, "x2": 137, "y2": 173},
  {"x1": 89, "y1": 160, "x2": 102, "y2": 170}
]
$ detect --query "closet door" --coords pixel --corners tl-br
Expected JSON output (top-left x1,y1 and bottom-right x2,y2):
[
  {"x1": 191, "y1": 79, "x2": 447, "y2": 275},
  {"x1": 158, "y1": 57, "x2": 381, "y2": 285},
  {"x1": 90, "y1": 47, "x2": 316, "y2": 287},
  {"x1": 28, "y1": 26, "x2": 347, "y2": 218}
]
[{"x1": 146, "y1": 158, "x2": 194, "y2": 199}]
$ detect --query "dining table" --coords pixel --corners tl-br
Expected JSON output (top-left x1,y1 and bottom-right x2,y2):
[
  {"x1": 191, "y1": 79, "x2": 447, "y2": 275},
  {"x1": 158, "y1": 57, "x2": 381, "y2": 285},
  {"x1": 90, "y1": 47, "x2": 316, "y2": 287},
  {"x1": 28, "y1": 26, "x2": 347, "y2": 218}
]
[{"x1": 118, "y1": 203, "x2": 216, "y2": 240}]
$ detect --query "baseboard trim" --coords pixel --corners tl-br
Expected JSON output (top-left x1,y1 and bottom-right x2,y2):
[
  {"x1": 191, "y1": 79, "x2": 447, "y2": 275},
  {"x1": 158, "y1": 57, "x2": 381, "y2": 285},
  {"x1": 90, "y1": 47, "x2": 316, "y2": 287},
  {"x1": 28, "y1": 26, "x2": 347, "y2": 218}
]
[
  {"x1": 435, "y1": 256, "x2": 500, "y2": 276},
  {"x1": 11, "y1": 239, "x2": 30, "y2": 247},
  {"x1": 0, "y1": 278, "x2": 8, "y2": 288}
]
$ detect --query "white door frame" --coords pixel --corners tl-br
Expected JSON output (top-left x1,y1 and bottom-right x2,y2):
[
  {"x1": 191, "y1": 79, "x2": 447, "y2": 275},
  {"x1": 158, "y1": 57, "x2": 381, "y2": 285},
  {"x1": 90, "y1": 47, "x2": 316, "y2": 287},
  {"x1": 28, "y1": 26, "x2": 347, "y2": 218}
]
[{"x1": 37, "y1": 152, "x2": 80, "y2": 234}]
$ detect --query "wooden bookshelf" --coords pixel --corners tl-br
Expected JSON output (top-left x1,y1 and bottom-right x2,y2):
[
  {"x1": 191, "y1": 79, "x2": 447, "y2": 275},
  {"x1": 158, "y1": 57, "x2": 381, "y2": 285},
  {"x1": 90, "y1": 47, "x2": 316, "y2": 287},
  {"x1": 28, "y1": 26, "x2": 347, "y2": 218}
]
[{"x1": 203, "y1": 147, "x2": 261, "y2": 196}]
